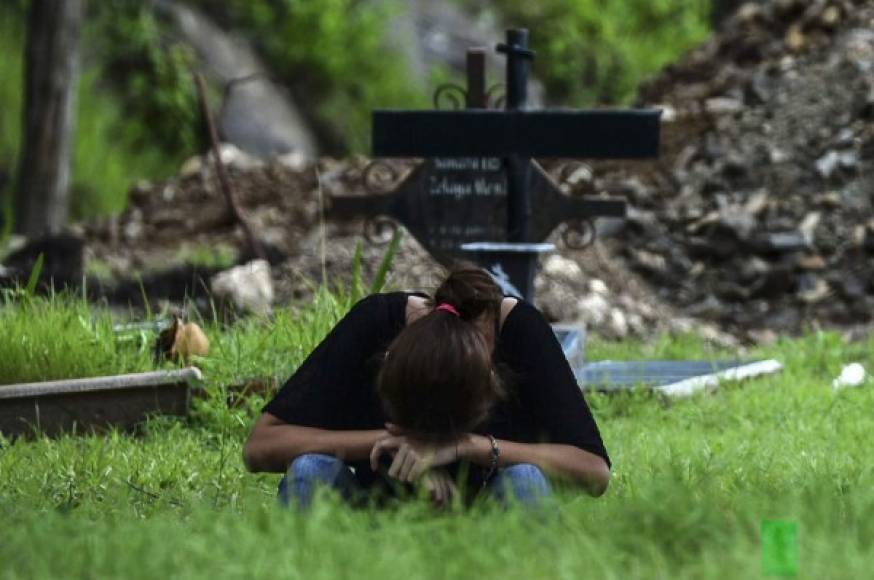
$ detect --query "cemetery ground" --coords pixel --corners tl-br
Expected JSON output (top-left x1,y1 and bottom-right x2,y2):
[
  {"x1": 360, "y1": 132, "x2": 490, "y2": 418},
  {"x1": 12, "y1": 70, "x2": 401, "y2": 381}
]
[{"x1": 1, "y1": 287, "x2": 873, "y2": 579}]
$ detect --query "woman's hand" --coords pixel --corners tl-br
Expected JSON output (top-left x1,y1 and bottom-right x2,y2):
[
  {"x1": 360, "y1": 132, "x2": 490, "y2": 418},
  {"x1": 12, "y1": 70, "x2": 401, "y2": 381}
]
[
  {"x1": 370, "y1": 423, "x2": 459, "y2": 482},
  {"x1": 421, "y1": 469, "x2": 458, "y2": 507}
]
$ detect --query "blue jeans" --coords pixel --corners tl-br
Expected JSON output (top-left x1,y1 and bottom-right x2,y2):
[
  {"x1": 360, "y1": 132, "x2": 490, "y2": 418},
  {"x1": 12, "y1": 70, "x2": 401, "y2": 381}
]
[{"x1": 278, "y1": 453, "x2": 552, "y2": 509}]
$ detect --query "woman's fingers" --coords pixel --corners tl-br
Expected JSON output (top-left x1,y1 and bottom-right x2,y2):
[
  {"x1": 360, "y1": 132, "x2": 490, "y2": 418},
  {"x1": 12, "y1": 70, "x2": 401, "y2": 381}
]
[
  {"x1": 408, "y1": 454, "x2": 433, "y2": 482},
  {"x1": 436, "y1": 477, "x2": 447, "y2": 504},
  {"x1": 424, "y1": 473, "x2": 441, "y2": 504},
  {"x1": 397, "y1": 446, "x2": 420, "y2": 482},
  {"x1": 437, "y1": 476, "x2": 449, "y2": 506},
  {"x1": 386, "y1": 444, "x2": 406, "y2": 479},
  {"x1": 447, "y1": 477, "x2": 459, "y2": 504},
  {"x1": 370, "y1": 436, "x2": 402, "y2": 471},
  {"x1": 423, "y1": 472, "x2": 446, "y2": 505}
]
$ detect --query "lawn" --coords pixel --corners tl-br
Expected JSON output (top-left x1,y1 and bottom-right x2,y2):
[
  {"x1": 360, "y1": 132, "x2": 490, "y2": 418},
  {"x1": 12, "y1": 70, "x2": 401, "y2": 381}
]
[{"x1": 1, "y1": 287, "x2": 873, "y2": 579}]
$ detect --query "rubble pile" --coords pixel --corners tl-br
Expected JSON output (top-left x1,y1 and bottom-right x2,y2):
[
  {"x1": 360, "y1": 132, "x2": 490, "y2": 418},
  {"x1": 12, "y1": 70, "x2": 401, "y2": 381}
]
[
  {"x1": 587, "y1": 0, "x2": 874, "y2": 339},
  {"x1": 80, "y1": 149, "x2": 707, "y2": 341}
]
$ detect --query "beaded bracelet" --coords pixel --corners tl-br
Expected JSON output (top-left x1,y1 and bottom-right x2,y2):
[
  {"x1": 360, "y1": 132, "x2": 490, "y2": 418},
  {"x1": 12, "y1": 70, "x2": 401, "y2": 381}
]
[{"x1": 482, "y1": 434, "x2": 500, "y2": 487}]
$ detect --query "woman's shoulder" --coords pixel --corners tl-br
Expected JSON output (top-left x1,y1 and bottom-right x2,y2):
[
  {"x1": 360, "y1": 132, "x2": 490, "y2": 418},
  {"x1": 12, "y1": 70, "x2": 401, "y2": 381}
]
[
  {"x1": 499, "y1": 297, "x2": 541, "y2": 333},
  {"x1": 353, "y1": 291, "x2": 428, "y2": 330}
]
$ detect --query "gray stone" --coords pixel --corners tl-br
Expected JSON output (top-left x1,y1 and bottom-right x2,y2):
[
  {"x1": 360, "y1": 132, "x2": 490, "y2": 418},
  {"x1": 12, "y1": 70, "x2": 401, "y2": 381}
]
[
  {"x1": 155, "y1": 0, "x2": 318, "y2": 158},
  {"x1": 210, "y1": 259, "x2": 274, "y2": 316}
]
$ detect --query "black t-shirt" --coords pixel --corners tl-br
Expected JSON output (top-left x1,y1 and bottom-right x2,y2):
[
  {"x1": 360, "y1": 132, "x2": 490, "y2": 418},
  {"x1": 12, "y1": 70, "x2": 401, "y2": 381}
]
[{"x1": 264, "y1": 292, "x2": 610, "y2": 486}]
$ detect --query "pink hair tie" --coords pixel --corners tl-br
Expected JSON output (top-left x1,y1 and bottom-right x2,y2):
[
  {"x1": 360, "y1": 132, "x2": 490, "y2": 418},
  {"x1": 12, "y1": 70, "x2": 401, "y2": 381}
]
[{"x1": 435, "y1": 303, "x2": 460, "y2": 317}]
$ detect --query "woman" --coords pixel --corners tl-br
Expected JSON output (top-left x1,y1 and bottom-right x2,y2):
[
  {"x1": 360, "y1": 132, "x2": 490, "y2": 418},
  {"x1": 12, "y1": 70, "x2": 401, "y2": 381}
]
[{"x1": 243, "y1": 266, "x2": 610, "y2": 508}]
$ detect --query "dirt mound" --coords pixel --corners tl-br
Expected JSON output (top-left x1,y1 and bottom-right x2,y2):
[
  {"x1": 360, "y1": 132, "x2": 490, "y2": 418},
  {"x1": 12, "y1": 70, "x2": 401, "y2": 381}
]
[
  {"x1": 75, "y1": 147, "x2": 728, "y2": 343},
  {"x1": 585, "y1": 0, "x2": 874, "y2": 340}
]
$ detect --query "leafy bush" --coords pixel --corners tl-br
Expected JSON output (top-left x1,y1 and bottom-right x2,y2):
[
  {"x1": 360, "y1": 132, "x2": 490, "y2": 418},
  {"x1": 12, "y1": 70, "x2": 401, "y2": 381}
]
[
  {"x1": 88, "y1": 0, "x2": 205, "y2": 159},
  {"x1": 473, "y1": 0, "x2": 711, "y2": 105}
]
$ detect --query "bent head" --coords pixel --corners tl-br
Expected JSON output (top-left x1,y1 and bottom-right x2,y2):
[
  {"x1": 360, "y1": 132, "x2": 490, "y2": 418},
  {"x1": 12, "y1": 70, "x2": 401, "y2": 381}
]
[{"x1": 377, "y1": 266, "x2": 505, "y2": 442}]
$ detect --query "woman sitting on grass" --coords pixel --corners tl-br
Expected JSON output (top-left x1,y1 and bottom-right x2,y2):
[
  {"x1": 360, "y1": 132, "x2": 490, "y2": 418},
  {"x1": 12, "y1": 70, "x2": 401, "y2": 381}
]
[{"x1": 243, "y1": 266, "x2": 610, "y2": 508}]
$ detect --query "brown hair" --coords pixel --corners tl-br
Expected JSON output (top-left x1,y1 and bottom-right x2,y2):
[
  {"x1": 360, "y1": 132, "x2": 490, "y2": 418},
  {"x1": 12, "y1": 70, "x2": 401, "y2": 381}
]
[{"x1": 377, "y1": 265, "x2": 505, "y2": 442}]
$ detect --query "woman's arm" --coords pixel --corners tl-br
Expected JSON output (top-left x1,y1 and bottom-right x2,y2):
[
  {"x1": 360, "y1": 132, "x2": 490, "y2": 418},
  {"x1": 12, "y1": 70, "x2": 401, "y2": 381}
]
[
  {"x1": 371, "y1": 426, "x2": 610, "y2": 497},
  {"x1": 459, "y1": 435, "x2": 611, "y2": 497},
  {"x1": 243, "y1": 413, "x2": 387, "y2": 473}
]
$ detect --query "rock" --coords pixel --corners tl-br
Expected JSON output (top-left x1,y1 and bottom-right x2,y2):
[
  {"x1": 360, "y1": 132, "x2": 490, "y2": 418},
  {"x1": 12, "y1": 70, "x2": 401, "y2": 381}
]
[
  {"x1": 815, "y1": 190, "x2": 842, "y2": 208},
  {"x1": 630, "y1": 249, "x2": 668, "y2": 275},
  {"x1": 744, "y1": 189, "x2": 771, "y2": 215},
  {"x1": 210, "y1": 259, "x2": 274, "y2": 316},
  {"x1": 608, "y1": 308, "x2": 629, "y2": 338},
  {"x1": 799, "y1": 212, "x2": 821, "y2": 246},
  {"x1": 785, "y1": 23, "x2": 806, "y2": 52},
  {"x1": 705, "y1": 97, "x2": 744, "y2": 115},
  {"x1": 815, "y1": 150, "x2": 858, "y2": 179},
  {"x1": 588, "y1": 279, "x2": 609, "y2": 296},
  {"x1": 797, "y1": 274, "x2": 830, "y2": 303},
  {"x1": 1, "y1": 234, "x2": 27, "y2": 257},
  {"x1": 577, "y1": 293, "x2": 610, "y2": 327},
  {"x1": 797, "y1": 253, "x2": 826, "y2": 270},
  {"x1": 820, "y1": 6, "x2": 841, "y2": 28},
  {"x1": 275, "y1": 151, "x2": 310, "y2": 172},
  {"x1": 816, "y1": 150, "x2": 841, "y2": 178},
  {"x1": 768, "y1": 147, "x2": 791, "y2": 163},
  {"x1": 123, "y1": 209, "x2": 144, "y2": 242},
  {"x1": 758, "y1": 231, "x2": 808, "y2": 253},
  {"x1": 748, "y1": 328, "x2": 778, "y2": 345},
  {"x1": 837, "y1": 274, "x2": 867, "y2": 300},
  {"x1": 543, "y1": 254, "x2": 583, "y2": 282},
  {"x1": 832, "y1": 362, "x2": 867, "y2": 390}
]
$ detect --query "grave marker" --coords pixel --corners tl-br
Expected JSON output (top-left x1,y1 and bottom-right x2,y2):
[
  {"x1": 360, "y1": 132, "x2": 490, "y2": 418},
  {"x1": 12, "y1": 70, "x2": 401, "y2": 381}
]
[{"x1": 331, "y1": 30, "x2": 659, "y2": 299}]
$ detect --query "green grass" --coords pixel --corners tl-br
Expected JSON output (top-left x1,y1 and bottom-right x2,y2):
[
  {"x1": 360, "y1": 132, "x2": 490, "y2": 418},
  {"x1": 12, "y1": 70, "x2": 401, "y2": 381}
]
[
  {"x1": 1, "y1": 289, "x2": 873, "y2": 578},
  {"x1": 0, "y1": 290, "x2": 154, "y2": 385},
  {"x1": 0, "y1": 286, "x2": 355, "y2": 388},
  {"x1": 173, "y1": 243, "x2": 239, "y2": 270}
]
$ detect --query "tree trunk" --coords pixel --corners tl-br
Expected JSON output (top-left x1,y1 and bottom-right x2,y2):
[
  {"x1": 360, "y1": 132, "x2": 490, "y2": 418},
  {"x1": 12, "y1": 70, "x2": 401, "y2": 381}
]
[{"x1": 15, "y1": 0, "x2": 85, "y2": 238}]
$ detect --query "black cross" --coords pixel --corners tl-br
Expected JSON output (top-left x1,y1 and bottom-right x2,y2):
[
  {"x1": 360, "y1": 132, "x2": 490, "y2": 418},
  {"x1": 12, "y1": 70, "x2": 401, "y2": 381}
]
[{"x1": 331, "y1": 29, "x2": 661, "y2": 299}]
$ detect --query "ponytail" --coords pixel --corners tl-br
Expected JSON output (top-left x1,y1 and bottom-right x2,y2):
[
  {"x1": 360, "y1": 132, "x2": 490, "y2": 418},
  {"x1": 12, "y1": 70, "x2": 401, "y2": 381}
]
[{"x1": 432, "y1": 264, "x2": 504, "y2": 323}]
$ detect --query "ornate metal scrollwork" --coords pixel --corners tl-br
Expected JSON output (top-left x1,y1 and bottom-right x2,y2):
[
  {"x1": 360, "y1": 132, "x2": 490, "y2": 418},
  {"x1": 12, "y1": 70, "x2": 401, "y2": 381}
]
[
  {"x1": 555, "y1": 161, "x2": 595, "y2": 194},
  {"x1": 486, "y1": 83, "x2": 506, "y2": 109},
  {"x1": 433, "y1": 83, "x2": 468, "y2": 110},
  {"x1": 364, "y1": 216, "x2": 399, "y2": 246},
  {"x1": 561, "y1": 218, "x2": 596, "y2": 250},
  {"x1": 363, "y1": 160, "x2": 401, "y2": 194}
]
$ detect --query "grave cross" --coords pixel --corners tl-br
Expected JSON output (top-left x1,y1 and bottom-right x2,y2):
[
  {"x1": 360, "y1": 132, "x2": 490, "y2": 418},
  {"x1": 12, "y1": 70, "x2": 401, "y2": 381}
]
[{"x1": 331, "y1": 29, "x2": 661, "y2": 299}]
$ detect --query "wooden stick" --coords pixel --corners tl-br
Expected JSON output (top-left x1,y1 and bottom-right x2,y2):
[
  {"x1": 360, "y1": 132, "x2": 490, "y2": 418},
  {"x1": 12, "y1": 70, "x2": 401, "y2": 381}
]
[{"x1": 193, "y1": 72, "x2": 265, "y2": 261}]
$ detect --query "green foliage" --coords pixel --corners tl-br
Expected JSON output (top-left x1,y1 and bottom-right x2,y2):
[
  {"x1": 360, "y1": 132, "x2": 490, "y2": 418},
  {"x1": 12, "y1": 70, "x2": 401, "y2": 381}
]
[
  {"x1": 370, "y1": 228, "x2": 403, "y2": 294},
  {"x1": 174, "y1": 243, "x2": 239, "y2": 270},
  {"x1": 479, "y1": 0, "x2": 711, "y2": 104},
  {"x1": 70, "y1": 67, "x2": 179, "y2": 217},
  {"x1": 191, "y1": 0, "x2": 428, "y2": 153},
  {"x1": 23, "y1": 252, "x2": 43, "y2": 296},
  {"x1": 88, "y1": 0, "x2": 204, "y2": 159},
  {"x1": 0, "y1": 7, "x2": 180, "y2": 221}
]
